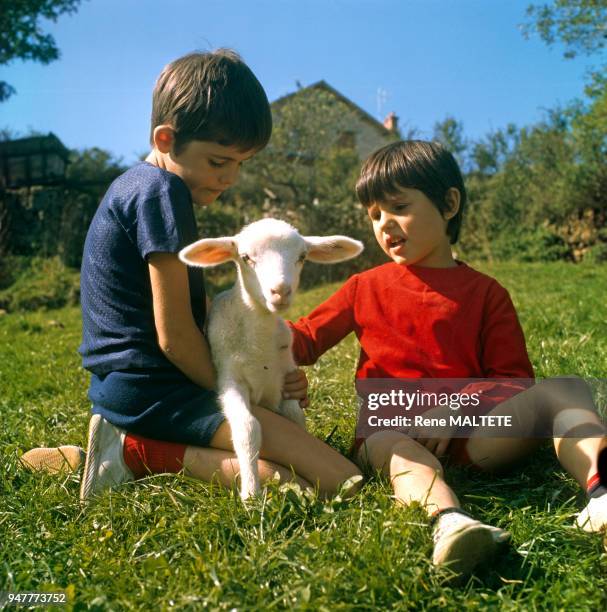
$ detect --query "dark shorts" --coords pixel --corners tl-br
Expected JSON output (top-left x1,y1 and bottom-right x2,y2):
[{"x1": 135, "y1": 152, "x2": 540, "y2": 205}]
[{"x1": 89, "y1": 370, "x2": 225, "y2": 448}]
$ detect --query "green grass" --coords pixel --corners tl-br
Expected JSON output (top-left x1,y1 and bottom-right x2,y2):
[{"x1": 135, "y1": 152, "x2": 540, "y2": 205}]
[{"x1": 1, "y1": 261, "x2": 607, "y2": 610}]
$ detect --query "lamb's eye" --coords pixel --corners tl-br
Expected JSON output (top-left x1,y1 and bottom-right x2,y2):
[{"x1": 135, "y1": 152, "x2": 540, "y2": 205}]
[
  {"x1": 241, "y1": 254, "x2": 254, "y2": 266},
  {"x1": 298, "y1": 253, "x2": 307, "y2": 263}
]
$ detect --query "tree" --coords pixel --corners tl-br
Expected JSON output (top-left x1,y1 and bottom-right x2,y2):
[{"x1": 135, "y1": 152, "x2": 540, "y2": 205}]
[
  {"x1": 523, "y1": 0, "x2": 607, "y2": 59},
  {"x1": 470, "y1": 124, "x2": 520, "y2": 177},
  {"x1": 226, "y1": 86, "x2": 363, "y2": 233},
  {"x1": 432, "y1": 116, "x2": 468, "y2": 171},
  {"x1": 520, "y1": 0, "x2": 607, "y2": 261},
  {"x1": 66, "y1": 146, "x2": 124, "y2": 187},
  {"x1": 251, "y1": 87, "x2": 356, "y2": 216},
  {"x1": 0, "y1": 0, "x2": 84, "y2": 101}
]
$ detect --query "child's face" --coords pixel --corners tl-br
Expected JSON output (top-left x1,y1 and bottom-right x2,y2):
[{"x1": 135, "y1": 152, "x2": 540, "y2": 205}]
[
  {"x1": 166, "y1": 140, "x2": 255, "y2": 205},
  {"x1": 367, "y1": 188, "x2": 455, "y2": 268}
]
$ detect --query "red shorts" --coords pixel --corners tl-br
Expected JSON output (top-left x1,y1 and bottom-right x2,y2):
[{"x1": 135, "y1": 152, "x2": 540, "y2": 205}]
[{"x1": 123, "y1": 433, "x2": 188, "y2": 478}]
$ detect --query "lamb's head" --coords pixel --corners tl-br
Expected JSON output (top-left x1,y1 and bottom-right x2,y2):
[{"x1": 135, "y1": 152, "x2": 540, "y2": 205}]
[{"x1": 179, "y1": 218, "x2": 363, "y2": 313}]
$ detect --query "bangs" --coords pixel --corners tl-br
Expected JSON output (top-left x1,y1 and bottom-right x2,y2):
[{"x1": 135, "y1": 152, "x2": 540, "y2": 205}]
[
  {"x1": 173, "y1": 76, "x2": 272, "y2": 154},
  {"x1": 196, "y1": 96, "x2": 272, "y2": 152},
  {"x1": 356, "y1": 141, "x2": 445, "y2": 206},
  {"x1": 355, "y1": 140, "x2": 467, "y2": 244}
]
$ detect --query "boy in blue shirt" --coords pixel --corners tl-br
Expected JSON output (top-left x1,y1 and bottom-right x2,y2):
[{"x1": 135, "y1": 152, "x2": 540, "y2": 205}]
[{"x1": 23, "y1": 49, "x2": 361, "y2": 502}]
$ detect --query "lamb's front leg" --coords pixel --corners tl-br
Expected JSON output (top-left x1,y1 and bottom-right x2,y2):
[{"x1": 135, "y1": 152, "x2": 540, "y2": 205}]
[
  {"x1": 274, "y1": 319, "x2": 307, "y2": 429},
  {"x1": 279, "y1": 398, "x2": 307, "y2": 430},
  {"x1": 220, "y1": 383, "x2": 262, "y2": 500},
  {"x1": 280, "y1": 354, "x2": 307, "y2": 430}
]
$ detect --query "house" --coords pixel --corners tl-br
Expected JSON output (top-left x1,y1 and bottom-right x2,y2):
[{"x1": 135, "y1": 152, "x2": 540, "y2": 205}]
[
  {"x1": 0, "y1": 133, "x2": 70, "y2": 189},
  {"x1": 272, "y1": 80, "x2": 399, "y2": 160}
]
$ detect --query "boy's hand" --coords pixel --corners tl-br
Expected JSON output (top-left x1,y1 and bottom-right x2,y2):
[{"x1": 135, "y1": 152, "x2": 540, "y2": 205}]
[
  {"x1": 283, "y1": 369, "x2": 309, "y2": 409},
  {"x1": 415, "y1": 435, "x2": 453, "y2": 457},
  {"x1": 407, "y1": 406, "x2": 457, "y2": 457}
]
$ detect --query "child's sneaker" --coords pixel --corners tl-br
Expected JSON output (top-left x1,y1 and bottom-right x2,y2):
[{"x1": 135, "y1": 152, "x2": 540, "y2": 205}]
[
  {"x1": 575, "y1": 495, "x2": 607, "y2": 532},
  {"x1": 486, "y1": 524, "x2": 512, "y2": 544},
  {"x1": 432, "y1": 509, "x2": 510, "y2": 575},
  {"x1": 80, "y1": 414, "x2": 134, "y2": 502},
  {"x1": 20, "y1": 446, "x2": 85, "y2": 474}
]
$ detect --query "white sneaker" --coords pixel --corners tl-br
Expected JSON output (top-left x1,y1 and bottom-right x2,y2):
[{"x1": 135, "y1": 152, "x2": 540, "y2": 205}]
[
  {"x1": 79, "y1": 414, "x2": 134, "y2": 503},
  {"x1": 486, "y1": 524, "x2": 512, "y2": 544},
  {"x1": 575, "y1": 495, "x2": 607, "y2": 532},
  {"x1": 20, "y1": 445, "x2": 85, "y2": 474},
  {"x1": 432, "y1": 510, "x2": 510, "y2": 575}
]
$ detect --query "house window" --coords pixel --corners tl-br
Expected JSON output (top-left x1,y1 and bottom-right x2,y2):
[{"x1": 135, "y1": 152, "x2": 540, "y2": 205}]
[
  {"x1": 30, "y1": 155, "x2": 45, "y2": 182},
  {"x1": 47, "y1": 154, "x2": 65, "y2": 178},
  {"x1": 7, "y1": 157, "x2": 27, "y2": 186}
]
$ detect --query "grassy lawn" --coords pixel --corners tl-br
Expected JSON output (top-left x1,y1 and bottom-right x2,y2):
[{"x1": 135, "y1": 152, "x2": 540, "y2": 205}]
[{"x1": 1, "y1": 261, "x2": 607, "y2": 609}]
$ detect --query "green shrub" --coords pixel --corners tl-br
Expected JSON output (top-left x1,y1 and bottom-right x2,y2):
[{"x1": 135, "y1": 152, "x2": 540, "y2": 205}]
[
  {"x1": 583, "y1": 240, "x2": 607, "y2": 264},
  {"x1": 0, "y1": 255, "x2": 32, "y2": 290},
  {"x1": 487, "y1": 226, "x2": 572, "y2": 262},
  {"x1": 0, "y1": 256, "x2": 80, "y2": 312}
]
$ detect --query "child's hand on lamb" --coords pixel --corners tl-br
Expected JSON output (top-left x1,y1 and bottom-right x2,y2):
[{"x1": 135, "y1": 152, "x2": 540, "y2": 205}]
[{"x1": 283, "y1": 369, "x2": 309, "y2": 408}]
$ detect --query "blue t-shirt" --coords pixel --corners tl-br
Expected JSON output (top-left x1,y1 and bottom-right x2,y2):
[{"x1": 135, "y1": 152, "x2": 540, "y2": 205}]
[{"x1": 79, "y1": 161, "x2": 206, "y2": 377}]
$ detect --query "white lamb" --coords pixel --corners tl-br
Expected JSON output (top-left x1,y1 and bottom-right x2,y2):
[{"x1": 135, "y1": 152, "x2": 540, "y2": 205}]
[{"x1": 179, "y1": 218, "x2": 363, "y2": 500}]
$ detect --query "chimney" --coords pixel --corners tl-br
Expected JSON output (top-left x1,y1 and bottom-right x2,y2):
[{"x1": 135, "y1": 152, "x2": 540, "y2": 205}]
[{"x1": 383, "y1": 112, "x2": 399, "y2": 133}]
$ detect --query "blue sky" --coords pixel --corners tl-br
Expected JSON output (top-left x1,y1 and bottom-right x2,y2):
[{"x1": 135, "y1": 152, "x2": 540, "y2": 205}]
[{"x1": 2, "y1": 0, "x2": 596, "y2": 163}]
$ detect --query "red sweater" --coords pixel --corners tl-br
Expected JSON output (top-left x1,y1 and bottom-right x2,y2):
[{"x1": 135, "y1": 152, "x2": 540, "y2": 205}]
[{"x1": 289, "y1": 262, "x2": 534, "y2": 403}]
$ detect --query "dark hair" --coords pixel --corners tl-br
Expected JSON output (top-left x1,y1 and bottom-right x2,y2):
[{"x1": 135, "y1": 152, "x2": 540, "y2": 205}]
[
  {"x1": 355, "y1": 140, "x2": 467, "y2": 244},
  {"x1": 150, "y1": 49, "x2": 272, "y2": 154}
]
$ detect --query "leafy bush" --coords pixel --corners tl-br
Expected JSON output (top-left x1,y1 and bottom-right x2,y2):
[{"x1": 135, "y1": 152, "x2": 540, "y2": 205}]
[
  {"x1": 0, "y1": 257, "x2": 80, "y2": 312},
  {"x1": 583, "y1": 241, "x2": 607, "y2": 264},
  {"x1": 482, "y1": 226, "x2": 572, "y2": 262},
  {"x1": 0, "y1": 255, "x2": 32, "y2": 291}
]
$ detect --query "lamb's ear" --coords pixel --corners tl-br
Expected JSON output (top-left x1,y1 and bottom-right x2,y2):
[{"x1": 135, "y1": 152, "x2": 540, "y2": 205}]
[
  {"x1": 179, "y1": 238, "x2": 237, "y2": 268},
  {"x1": 304, "y1": 236, "x2": 364, "y2": 264}
]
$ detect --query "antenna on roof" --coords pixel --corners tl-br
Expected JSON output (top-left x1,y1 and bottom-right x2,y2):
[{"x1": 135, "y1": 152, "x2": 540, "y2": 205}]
[{"x1": 376, "y1": 87, "x2": 387, "y2": 119}]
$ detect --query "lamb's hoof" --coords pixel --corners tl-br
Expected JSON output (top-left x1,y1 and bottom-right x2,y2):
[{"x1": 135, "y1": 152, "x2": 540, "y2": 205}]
[{"x1": 239, "y1": 485, "x2": 261, "y2": 503}]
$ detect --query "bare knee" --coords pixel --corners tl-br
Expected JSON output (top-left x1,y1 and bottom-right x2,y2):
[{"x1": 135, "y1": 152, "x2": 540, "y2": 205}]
[
  {"x1": 359, "y1": 431, "x2": 443, "y2": 475},
  {"x1": 535, "y1": 376, "x2": 601, "y2": 436},
  {"x1": 537, "y1": 375, "x2": 594, "y2": 407},
  {"x1": 358, "y1": 431, "x2": 411, "y2": 471},
  {"x1": 390, "y1": 438, "x2": 444, "y2": 475}
]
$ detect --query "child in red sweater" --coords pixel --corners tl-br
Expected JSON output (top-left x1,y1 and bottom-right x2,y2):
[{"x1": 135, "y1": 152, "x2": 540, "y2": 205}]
[{"x1": 289, "y1": 140, "x2": 607, "y2": 575}]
